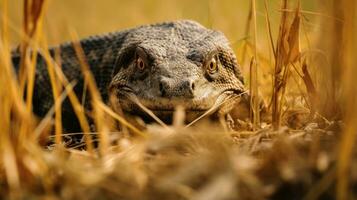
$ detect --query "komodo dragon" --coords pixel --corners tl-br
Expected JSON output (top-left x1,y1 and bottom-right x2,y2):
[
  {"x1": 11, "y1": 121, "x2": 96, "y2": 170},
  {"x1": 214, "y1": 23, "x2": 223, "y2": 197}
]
[{"x1": 12, "y1": 20, "x2": 249, "y2": 132}]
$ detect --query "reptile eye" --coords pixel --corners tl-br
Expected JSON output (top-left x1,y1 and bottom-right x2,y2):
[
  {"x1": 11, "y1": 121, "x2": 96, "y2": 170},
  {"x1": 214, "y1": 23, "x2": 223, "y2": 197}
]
[
  {"x1": 136, "y1": 57, "x2": 146, "y2": 70},
  {"x1": 207, "y1": 57, "x2": 218, "y2": 74}
]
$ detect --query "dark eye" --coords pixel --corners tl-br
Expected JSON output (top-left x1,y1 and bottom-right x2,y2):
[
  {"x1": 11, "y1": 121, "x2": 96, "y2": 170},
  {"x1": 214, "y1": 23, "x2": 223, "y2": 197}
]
[
  {"x1": 136, "y1": 57, "x2": 146, "y2": 70},
  {"x1": 206, "y1": 57, "x2": 218, "y2": 74}
]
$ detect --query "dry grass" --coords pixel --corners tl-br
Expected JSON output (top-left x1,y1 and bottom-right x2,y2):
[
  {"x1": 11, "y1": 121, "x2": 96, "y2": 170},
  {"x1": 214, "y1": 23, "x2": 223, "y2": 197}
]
[{"x1": 0, "y1": 0, "x2": 356, "y2": 199}]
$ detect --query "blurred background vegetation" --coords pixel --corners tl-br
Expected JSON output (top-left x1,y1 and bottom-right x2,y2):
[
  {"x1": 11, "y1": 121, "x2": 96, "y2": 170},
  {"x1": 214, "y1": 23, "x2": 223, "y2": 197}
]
[{"x1": 7, "y1": 0, "x2": 315, "y2": 44}]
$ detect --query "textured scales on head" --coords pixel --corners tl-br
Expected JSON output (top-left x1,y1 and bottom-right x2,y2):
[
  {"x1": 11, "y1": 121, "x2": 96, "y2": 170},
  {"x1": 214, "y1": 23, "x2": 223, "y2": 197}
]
[{"x1": 108, "y1": 20, "x2": 246, "y2": 123}]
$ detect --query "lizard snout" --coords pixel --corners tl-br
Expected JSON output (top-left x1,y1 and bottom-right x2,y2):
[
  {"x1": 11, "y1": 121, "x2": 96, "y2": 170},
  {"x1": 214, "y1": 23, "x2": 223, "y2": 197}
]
[{"x1": 159, "y1": 77, "x2": 195, "y2": 98}]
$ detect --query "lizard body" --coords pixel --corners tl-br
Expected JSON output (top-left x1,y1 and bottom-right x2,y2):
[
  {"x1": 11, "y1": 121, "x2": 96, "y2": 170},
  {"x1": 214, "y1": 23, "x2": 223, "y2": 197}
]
[{"x1": 12, "y1": 20, "x2": 246, "y2": 132}]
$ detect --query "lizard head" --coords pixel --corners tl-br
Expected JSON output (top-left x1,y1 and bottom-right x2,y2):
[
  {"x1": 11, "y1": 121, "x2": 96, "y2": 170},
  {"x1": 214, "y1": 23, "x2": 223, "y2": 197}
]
[{"x1": 108, "y1": 20, "x2": 246, "y2": 124}]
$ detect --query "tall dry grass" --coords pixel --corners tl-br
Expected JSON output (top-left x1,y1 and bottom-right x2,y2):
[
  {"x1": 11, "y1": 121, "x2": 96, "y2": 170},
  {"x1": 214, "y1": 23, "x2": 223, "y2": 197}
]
[
  {"x1": 0, "y1": 0, "x2": 356, "y2": 199},
  {"x1": 329, "y1": 0, "x2": 357, "y2": 199},
  {"x1": 0, "y1": 0, "x2": 45, "y2": 197}
]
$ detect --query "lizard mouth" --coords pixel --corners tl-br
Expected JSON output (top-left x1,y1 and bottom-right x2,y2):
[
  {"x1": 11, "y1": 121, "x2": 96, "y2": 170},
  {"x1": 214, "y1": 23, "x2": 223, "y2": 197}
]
[{"x1": 109, "y1": 85, "x2": 245, "y2": 125}]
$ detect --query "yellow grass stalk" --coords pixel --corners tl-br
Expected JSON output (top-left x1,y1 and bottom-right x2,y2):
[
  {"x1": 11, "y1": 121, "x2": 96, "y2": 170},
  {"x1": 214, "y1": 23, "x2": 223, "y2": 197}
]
[
  {"x1": 43, "y1": 53, "x2": 95, "y2": 153},
  {"x1": 336, "y1": 0, "x2": 356, "y2": 199},
  {"x1": 0, "y1": 0, "x2": 20, "y2": 194},
  {"x1": 18, "y1": 0, "x2": 47, "y2": 143},
  {"x1": 272, "y1": 0, "x2": 301, "y2": 130},
  {"x1": 264, "y1": 0, "x2": 276, "y2": 60},
  {"x1": 0, "y1": 0, "x2": 47, "y2": 196},
  {"x1": 40, "y1": 37, "x2": 63, "y2": 145},
  {"x1": 250, "y1": 0, "x2": 260, "y2": 129},
  {"x1": 272, "y1": 0, "x2": 288, "y2": 130},
  {"x1": 70, "y1": 30, "x2": 109, "y2": 155},
  {"x1": 97, "y1": 102, "x2": 146, "y2": 138},
  {"x1": 240, "y1": 1, "x2": 252, "y2": 65}
]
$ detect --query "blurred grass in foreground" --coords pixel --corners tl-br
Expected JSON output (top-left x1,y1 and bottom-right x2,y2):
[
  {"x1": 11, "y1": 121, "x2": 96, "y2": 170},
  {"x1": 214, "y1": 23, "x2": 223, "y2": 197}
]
[{"x1": 0, "y1": 0, "x2": 356, "y2": 199}]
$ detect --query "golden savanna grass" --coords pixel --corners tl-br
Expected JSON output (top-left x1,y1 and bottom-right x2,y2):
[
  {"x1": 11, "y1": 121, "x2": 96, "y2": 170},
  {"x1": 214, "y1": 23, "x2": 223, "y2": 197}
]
[{"x1": 0, "y1": 0, "x2": 356, "y2": 199}]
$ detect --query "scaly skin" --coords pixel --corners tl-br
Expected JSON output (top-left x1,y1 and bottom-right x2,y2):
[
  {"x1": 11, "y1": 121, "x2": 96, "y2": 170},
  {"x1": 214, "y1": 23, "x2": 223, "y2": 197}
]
[{"x1": 12, "y1": 20, "x2": 247, "y2": 132}]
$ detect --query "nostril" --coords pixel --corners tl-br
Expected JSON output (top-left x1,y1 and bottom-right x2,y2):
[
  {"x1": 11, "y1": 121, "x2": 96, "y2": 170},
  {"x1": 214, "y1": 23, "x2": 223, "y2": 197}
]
[
  {"x1": 184, "y1": 79, "x2": 195, "y2": 98},
  {"x1": 190, "y1": 81, "x2": 195, "y2": 91}
]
